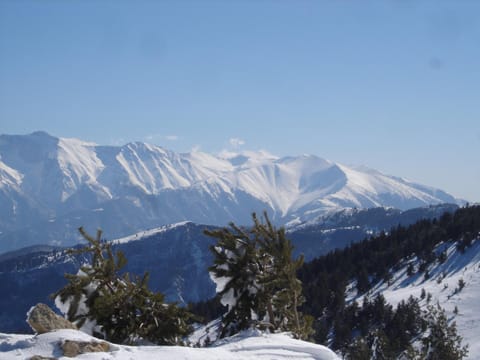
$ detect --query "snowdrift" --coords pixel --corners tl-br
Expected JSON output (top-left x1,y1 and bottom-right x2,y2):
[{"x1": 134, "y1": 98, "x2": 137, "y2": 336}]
[{"x1": 0, "y1": 329, "x2": 339, "y2": 360}]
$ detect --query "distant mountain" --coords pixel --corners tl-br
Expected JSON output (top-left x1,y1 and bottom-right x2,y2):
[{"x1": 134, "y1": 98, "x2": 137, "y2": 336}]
[
  {"x1": 0, "y1": 131, "x2": 462, "y2": 252},
  {"x1": 0, "y1": 205, "x2": 458, "y2": 333},
  {"x1": 288, "y1": 203, "x2": 459, "y2": 261},
  {"x1": 0, "y1": 221, "x2": 217, "y2": 333}
]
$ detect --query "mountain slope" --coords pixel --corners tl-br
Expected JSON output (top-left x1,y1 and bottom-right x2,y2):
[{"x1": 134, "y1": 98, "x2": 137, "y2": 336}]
[
  {"x1": 360, "y1": 239, "x2": 480, "y2": 358},
  {"x1": 0, "y1": 205, "x2": 459, "y2": 334},
  {"x1": 297, "y1": 205, "x2": 480, "y2": 358},
  {"x1": 0, "y1": 131, "x2": 462, "y2": 252}
]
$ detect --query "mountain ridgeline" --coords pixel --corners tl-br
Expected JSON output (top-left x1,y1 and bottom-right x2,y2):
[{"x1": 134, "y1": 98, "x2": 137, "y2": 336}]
[
  {"x1": 0, "y1": 131, "x2": 461, "y2": 253},
  {"x1": 0, "y1": 204, "x2": 462, "y2": 333}
]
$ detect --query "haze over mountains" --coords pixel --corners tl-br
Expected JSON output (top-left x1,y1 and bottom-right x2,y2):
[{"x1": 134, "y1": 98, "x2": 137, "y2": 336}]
[
  {"x1": 0, "y1": 131, "x2": 462, "y2": 253},
  {"x1": 0, "y1": 132, "x2": 459, "y2": 251}
]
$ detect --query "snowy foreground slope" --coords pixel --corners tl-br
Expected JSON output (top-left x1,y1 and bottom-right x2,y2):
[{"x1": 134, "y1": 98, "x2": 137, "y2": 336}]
[
  {"x1": 0, "y1": 329, "x2": 339, "y2": 360},
  {"x1": 350, "y1": 238, "x2": 480, "y2": 359}
]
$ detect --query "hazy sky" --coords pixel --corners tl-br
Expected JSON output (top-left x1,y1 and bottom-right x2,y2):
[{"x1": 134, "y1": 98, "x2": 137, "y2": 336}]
[{"x1": 1, "y1": 1, "x2": 479, "y2": 202}]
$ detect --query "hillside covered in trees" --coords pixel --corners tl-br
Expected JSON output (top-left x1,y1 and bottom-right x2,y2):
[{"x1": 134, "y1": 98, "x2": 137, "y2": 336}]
[{"x1": 193, "y1": 205, "x2": 480, "y2": 358}]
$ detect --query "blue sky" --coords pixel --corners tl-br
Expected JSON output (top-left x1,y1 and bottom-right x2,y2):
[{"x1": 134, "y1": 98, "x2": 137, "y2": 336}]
[{"x1": 0, "y1": 1, "x2": 479, "y2": 202}]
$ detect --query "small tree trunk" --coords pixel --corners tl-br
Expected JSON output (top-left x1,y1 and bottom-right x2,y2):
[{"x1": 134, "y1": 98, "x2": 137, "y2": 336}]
[
  {"x1": 267, "y1": 300, "x2": 276, "y2": 331},
  {"x1": 292, "y1": 288, "x2": 301, "y2": 335}
]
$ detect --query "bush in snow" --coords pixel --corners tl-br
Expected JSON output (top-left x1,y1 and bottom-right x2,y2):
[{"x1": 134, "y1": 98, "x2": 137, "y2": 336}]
[
  {"x1": 206, "y1": 212, "x2": 313, "y2": 340},
  {"x1": 53, "y1": 227, "x2": 192, "y2": 345}
]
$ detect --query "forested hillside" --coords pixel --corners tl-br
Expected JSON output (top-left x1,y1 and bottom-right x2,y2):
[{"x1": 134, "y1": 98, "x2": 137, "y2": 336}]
[
  {"x1": 300, "y1": 205, "x2": 479, "y2": 357},
  {"x1": 193, "y1": 205, "x2": 480, "y2": 358}
]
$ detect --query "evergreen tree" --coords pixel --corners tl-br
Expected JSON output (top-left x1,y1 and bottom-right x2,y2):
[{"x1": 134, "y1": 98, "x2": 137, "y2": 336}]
[
  {"x1": 252, "y1": 213, "x2": 313, "y2": 339},
  {"x1": 206, "y1": 212, "x2": 313, "y2": 339},
  {"x1": 407, "y1": 262, "x2": 415, "y2": 276},
  {"x1": 345, "y1": 336, "x2": 371, "y2": 360},
  {"x1": 54, "y1": 227, "x2": 192, "y2": 345},
  {"x1": 419, "y1": 304, "x2": 468, "y2": 359},
  {"x1": 206, "y1": 220, "x2": 260, "y2": 337}
]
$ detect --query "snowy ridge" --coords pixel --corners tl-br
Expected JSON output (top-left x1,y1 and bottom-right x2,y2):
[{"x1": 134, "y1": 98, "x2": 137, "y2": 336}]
[
  {"x1": 57, "y1": 137, "x2": 105, "y2": 201},
  {"x1": 0, "y1": 329, "x2": 340, "y2": 360},
  {"x1": 348, "y1": 237, "x2": 480, "y2": 358},
  {"x1": 0, "y1": 131, "x2": 463, "y2": 251},
  {"x1": 0, "y1": 160, "x2": 22, "y2": 189},
  {"x1": 112, "y1": 221, "x2": 193, "y2": 245}
]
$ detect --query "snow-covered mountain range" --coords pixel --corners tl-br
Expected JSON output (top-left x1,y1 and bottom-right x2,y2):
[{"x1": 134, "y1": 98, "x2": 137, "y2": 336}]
[{"x1": 0, "y1": 131, "x2": 461, "y2": 252}]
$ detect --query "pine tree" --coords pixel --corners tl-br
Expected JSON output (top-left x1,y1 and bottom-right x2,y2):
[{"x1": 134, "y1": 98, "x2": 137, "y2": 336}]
[
  {"x1": 206, "y1": 212, "x2": 313, "y2": 339},
  {"x1": 252, "y1": 213, "x2": 313, "y2": 339},
  {"x1": 206, "y1": 221, "x2": 260, "y2": 337},
  {"x1": 345, "y1": 336, "x2": 371, "y2": 360},
  {"x1": 53, "y1": 227, "x2": 192, "y2": 345},
  {"x1": 420, "y1": 304, "x2": 468, "y2": 359}
]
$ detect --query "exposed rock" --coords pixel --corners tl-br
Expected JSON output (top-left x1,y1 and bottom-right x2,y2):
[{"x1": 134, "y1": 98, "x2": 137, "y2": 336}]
[
  {"x1": 62, "y1": 340, "x2": 110, "y2": 357},
  {"x1": 26, "y1": 303, "x2": 77, "y2": 334},
  {"x1": 28, "y1": 356, "x2": 56, "y2": 360}
]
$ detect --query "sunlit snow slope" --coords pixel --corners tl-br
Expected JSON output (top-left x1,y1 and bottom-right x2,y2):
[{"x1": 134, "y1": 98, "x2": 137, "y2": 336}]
[{"x1": 349, "y1": 238, "x2": 480, "y2": 359}]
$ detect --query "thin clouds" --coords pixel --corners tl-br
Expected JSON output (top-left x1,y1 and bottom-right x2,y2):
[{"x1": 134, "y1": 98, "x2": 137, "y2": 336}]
[
  {"x1": 144, "y1": 134, "x2": 179, "y2": 142},
  {"x1": 217, "y1": 137, "x2": 246, "y2": 156},
  {"x1": 108, "y1": 137, "x2": 127, "y2": 146},
  {"x1": 229, "y1": 138, "x2": 245, "y2": 149}
]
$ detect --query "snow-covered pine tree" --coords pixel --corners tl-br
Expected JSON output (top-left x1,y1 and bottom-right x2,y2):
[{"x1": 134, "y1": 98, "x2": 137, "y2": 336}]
[
  {"x1": 206, "y1": 212, "x2": 313, "y2": 339},
  {"x1": 252, "y1": 213, "x2": 313, "y2": 339},
  {"x1": 53, "y1": 227, "x2": 192, "y2": 345},
  {"x1": 206, "y1": 221, "x2": 260, "y2": 337},
  {"x1": 419, "y1": 304, "x2": 469, "y2": 359}
]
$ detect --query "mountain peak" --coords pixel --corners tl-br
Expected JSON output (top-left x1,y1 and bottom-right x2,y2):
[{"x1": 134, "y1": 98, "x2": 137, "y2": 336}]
[{"x1": 30, "y1": 130, "x2": 53, "y2": 138}]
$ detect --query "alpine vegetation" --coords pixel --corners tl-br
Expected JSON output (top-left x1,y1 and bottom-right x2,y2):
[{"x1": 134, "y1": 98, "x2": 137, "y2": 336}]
[
  {"x1": 206, "y1": 212, "x2": 313, "y2": 339},
  {"x1": 53, "y1": 227, "x2": 192, "y2": 345}
]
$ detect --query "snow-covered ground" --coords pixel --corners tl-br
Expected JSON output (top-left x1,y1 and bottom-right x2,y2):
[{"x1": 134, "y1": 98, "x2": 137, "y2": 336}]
[
  {"x1": 0, "y1": 329, "x2": 339, "y2": 360},
  {"x1": 112, "y1": 221, "x2": 192, "y2": 244},
  {"x1": 349, "y1": 238, "x2": 480, "y2": 359}
]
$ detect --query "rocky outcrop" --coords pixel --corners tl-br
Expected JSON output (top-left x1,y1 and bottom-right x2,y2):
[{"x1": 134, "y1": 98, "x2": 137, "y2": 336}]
[
  {"x1": 26, "y1": 303, "x2": 77, "y2": 334},
  {"x1": 61, "y1": 340, "x2": 110, "y2": 357}
]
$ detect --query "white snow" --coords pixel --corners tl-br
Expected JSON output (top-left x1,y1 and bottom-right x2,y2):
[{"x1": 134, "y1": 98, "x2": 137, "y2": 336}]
[
  {"x1": 0, "y1": 329, "x2": 339, "y2": 360},
  {"x1": 57, "y1": 138, "x2": 105, "y2": 201},
  {"x1": 0, "y1": 160, "x2": 23, "y2": 188},
  {"x1": 112, "y1": 221, "x2": 192, "y2": 244}
]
